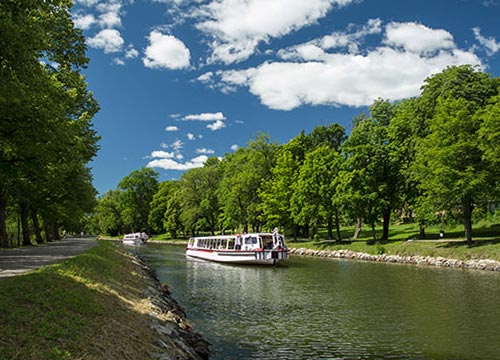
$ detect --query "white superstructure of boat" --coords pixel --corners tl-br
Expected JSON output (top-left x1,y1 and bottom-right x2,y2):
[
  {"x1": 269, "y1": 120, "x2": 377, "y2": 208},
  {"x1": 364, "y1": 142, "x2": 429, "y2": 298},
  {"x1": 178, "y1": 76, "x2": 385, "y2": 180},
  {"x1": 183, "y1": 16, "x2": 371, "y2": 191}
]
[
  {"x1": 122, "y1": 232, "x2": 148, "y2": 245},
  {"x1": 186, "y1": 229, "x2": 288, "y2": 265}
]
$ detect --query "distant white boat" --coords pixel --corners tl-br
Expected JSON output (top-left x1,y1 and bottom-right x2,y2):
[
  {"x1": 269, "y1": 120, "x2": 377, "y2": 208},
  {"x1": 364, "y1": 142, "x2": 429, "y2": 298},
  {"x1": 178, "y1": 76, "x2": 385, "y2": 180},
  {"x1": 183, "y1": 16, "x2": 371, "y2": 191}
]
[
  {"x1": 186, "y1": 229, "x2": 288, "y2": 265},
  {"x1": 122, "y1": 232, "x2": 148, "y2": 246}
]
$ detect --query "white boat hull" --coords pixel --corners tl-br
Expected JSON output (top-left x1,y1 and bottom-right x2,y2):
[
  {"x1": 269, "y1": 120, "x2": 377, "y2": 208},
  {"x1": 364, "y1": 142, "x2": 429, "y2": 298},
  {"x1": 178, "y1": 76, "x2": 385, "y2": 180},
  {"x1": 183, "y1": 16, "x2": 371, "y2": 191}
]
[
  {"x1": 186, "y1": 248, "x2": 288, "y2": 265},
  {"x1": 122, "y1": 239, "x2": 144, "y2": 246}
]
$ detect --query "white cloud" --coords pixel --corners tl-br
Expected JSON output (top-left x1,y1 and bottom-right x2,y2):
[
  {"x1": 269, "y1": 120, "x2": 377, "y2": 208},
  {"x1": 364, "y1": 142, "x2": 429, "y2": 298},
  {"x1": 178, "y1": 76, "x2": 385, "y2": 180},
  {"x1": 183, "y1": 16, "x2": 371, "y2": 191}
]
[
  {"x1": 207, "y1": 119, "x2": 226, "y2": 131},
  {"x1": 197, "y1": 71, "x2": 214, "y2": 83},
  {"x1": 196, "y1": 148, "x2": 215, "y2": 154},
  {"x1": 87, "y1": 29, "x2": 124, "y2": 53},
  {"x1": 75, "y1": 0, "x2": 100, "y2": 6},
  {"x1": 473, "y1": 27, "x2": 500, "y2": 56},
  {"x1": 187, "y1": 133, "x2": 195, "y2": 140},
  {"x1": 143, "y1": 31, "x2": 191, "y2": 70},
  {"x1": 99, "y1": 10, "x2": 122, "y2": 28},
  {"x1": 147, "y1": 155, "x2": 208, "y2": 170},
  {"x1": 230, "y1": 144, "x2": 239, "y2": 151},
  {"x1": 113, "y1": 57, "x2": 125, "y2": 65},
  {"x1": 209, "y1": 21, "x2": 482, "y2": 110},
  {"x1": 171, "y1": 139, "x2": 184, "y2": 150},
  {"x1": 125, "y1": 47, "x2": 139, "y2": 59},
  {"x1": 384, "y1": 22, "x2": 455, "y2": 55},
  {"x1": 165, "y1": 126, "x2": 179, "y2": 131},
  {"x1": 279, "y1": 18, "x2": 382, "y2": 58},
  {"x1": 195, "y1": 0, "x2": 356, "y2": 64},
  {"x1": 73, "y1": 13, "x2": 96, "y2": 30},
  {"x1": 183, "y1": 112, "x2": 226, "y2": 121},
  {"x1": 151, "y1": 150, "x2": 176, "y2": 158},
  {"x1": 160, "y1": 139, "x2": 184, "y2": 150}
]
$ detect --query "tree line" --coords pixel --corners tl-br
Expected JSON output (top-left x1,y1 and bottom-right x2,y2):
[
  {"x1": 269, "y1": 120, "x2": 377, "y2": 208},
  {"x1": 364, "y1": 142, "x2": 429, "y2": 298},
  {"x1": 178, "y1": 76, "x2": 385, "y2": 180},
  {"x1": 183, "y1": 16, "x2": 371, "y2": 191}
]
[
  {"x1": 0, "y1": 0, "x2": 100, "y2": 247},
  {"x1": 93, "y1": 65, "x2": 500, "y2": 245}
]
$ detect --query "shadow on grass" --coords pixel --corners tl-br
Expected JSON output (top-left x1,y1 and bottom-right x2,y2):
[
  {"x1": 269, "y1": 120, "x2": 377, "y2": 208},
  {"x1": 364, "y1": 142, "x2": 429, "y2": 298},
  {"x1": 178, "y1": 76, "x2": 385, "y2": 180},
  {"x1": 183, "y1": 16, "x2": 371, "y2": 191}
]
[
  {"x1": 0, "y1": 242, "x2": 163, "y2": 360},
  {"x1": 437, "y1": 238, "x2": 500, "y2": 249}
]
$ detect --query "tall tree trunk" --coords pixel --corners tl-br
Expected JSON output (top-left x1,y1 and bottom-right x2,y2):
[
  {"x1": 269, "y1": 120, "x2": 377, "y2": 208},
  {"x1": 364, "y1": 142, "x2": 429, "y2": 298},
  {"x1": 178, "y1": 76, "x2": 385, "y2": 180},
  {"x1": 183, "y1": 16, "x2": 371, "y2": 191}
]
[
  {"x1": 327, "y1": 215, "x2": 333, "y2": 240},
  {"x1": 463, "y1": 201, "x2": 474, "y2": 245},
  {"x1": 0, "y1": 192, "x2": 9, "y2": 248},
  {"x1": 31, "y1": 210, "x2": 44, "y2": 244},
  {"x1": 382, "y1": 210, "x2": 391, "y2": 242},
  {"x1": 44, "y1": 219, "x2": 53, "y2": 242},
  {"x1": 334, "y1": 207, "x2": 341, "y2": 242},
  {"x1": 419, "y1": 222, "x2": 426, "y2": 240},
  {"x1": 52, "y1": 222, "x2": 60, "y2": 240},
  {"x1": 371, "y1": 222, "x2": 377, "y2": 242},
  {"x1": 353, "y1": 218, "x2": 362, "y2": 239},
  {"x1": 20, "y1": 203, "x2": 31, "y2": 246}
]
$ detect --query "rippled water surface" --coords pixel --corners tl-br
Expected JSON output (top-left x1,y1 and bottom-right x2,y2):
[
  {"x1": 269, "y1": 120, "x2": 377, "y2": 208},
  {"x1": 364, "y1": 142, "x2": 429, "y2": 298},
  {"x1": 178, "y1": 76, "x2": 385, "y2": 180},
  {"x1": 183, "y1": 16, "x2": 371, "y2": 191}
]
[{"x1": 136, "y1": 244, "x2": 500, "y2": 359}]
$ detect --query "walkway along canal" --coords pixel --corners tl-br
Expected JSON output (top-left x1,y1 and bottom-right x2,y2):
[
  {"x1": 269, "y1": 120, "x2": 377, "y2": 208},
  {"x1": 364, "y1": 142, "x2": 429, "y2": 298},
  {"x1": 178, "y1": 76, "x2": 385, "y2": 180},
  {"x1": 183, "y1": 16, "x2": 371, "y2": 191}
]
[{"x1": 137, "y1": 243, "x2": 500, "y2": 360}]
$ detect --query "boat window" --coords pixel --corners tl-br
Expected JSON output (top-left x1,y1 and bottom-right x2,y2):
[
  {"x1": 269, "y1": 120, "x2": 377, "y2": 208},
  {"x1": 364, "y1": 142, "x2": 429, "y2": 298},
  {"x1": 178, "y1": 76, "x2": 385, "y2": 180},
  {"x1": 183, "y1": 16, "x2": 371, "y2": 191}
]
[{"x1": 244, "y1": 236, "x2": 258, "y2": 245}]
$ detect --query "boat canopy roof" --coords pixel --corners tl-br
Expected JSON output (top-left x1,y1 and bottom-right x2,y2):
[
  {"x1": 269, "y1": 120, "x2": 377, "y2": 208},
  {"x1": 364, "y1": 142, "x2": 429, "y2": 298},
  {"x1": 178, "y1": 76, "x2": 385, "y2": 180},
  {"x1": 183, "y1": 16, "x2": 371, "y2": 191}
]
[{"x1": 190, "y1": 232, "x2": 280, "y2": 240}]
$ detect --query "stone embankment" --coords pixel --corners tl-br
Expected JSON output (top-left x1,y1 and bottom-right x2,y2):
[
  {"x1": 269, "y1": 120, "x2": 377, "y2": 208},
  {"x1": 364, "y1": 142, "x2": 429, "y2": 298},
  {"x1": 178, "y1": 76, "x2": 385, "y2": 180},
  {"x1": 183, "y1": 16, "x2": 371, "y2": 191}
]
[
  {"x1": 131, "y1": 255, "x2": 210, "y2": 360},
  {"x1": 289, "y1": 247, "x2": 500, "y2": 272}
]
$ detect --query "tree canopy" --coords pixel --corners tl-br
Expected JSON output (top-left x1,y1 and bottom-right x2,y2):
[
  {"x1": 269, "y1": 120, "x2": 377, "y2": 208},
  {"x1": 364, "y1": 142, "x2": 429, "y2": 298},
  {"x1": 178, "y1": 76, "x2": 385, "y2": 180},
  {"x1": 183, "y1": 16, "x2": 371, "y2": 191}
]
[
  {"x1": 1, "y1": 0, "x2": 100, "y2": 247},
  {"x1": 91, "y1": 66, "x2": 500, "y2": 244}
]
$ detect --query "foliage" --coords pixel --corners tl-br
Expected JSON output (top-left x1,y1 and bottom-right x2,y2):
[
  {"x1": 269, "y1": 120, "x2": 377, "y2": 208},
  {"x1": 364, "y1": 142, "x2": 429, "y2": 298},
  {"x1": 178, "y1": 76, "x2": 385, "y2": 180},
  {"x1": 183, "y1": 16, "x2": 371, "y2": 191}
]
[
  {"x1": 413, "y1": 65, "x2": 499, "y2": 243},
  {"x1": 92, "y1": 66, "x2": 500, "y2": 244},
  {"x1": 117, "y1": 168, "x2": 158, "y2": 233},
  {"x1": 0, "y1": 0, "x2": 100, "y2": 247}
]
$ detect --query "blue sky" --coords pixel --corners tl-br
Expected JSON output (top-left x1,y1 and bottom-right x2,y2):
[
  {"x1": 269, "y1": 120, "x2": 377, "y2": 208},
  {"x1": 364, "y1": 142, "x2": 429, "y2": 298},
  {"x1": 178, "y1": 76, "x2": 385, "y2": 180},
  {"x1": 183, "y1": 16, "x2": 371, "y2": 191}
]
[{"x1": 73, "y1": 0, "x2": 500, "y2": 194}]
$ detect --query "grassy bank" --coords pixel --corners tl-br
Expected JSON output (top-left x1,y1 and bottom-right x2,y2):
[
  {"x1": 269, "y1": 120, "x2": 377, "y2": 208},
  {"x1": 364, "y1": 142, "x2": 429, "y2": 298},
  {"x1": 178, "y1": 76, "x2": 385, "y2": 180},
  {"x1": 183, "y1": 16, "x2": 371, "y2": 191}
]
[
  {"x1": 287, "y1": 220, "x2": 500, "y2": 262},
  {"x1": 0, "y1": 241, "x2": 156, "y2": 360},
  {"x1": 288, "y1": 238, "x2": 500, "y2": 262}
]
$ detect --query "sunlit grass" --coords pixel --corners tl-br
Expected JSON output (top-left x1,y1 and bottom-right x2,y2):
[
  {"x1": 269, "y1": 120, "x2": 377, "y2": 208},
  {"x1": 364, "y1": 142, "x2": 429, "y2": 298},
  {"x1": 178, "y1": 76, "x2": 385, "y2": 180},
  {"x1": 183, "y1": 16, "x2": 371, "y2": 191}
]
[{"x1": 0, "y1": 241, "x2": 156, "y2": 360}]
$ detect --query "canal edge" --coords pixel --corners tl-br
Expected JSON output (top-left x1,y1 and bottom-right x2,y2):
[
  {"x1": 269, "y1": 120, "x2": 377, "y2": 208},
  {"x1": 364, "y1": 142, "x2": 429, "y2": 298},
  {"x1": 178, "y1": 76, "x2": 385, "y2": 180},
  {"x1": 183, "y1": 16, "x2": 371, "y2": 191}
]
[
  {"x1": 130, "y1": 252, "x2": 210, "y2": 359},
  {"x1": 289, "y1": 248, "x2": 500, "y2": 272}
]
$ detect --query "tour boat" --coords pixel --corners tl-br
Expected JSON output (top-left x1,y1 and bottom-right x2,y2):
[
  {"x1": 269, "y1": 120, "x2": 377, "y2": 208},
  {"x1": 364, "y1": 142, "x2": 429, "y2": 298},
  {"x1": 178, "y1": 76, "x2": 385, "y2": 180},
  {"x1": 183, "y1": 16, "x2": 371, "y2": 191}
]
[
  {"x1": 122, "y1": 232, "x2": 148, "y2": 246},
  {"x1": 186, "y1": 229, "x2": 288, "y2": 265}
]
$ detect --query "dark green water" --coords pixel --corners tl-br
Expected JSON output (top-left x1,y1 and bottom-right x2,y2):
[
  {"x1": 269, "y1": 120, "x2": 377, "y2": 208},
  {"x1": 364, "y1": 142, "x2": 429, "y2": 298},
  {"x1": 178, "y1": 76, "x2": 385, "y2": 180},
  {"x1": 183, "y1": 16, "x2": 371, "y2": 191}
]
[{"x1": 136, "y1": 244, "x2": 500, "y2": 360}]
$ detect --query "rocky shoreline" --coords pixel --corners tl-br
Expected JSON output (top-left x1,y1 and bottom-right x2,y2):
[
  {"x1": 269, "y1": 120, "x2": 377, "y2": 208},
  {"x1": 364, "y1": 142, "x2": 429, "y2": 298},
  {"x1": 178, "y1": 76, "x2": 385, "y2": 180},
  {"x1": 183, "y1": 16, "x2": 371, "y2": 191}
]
[
  {"x1": 289, "y1": 247, "x2": 500, "y2": 272},
  {"x1": 131, "y1": 255, "x2": 210, "y2": 360}
]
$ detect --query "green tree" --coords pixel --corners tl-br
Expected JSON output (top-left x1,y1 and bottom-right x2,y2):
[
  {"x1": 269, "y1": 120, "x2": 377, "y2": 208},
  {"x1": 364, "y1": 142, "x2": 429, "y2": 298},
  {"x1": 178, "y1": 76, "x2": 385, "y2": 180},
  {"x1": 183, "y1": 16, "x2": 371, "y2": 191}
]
[
  {"x1": 93, "y1": 190, "x2": 124, "y2": 236},
  {"x1": 259, "y1": 147, "x2": 299, "y2": 235},
  {"x1": 412, "y1": 65, "x2": 499, "y2": 244},
  {"x1": 219, "y1": 134, "x2": 277, "y2": 232},
  {"x1": 291, "y1": 145, "x2": 343, "y2": 240},
  {"x1": 177, "y1": 158, "x2": 222, "y2": 235},
  {"x1": 0, "y1": 0, "x2": 99, "y2": 247},
  {"x1": 414, "y1": 97, "x2": 496, "y2": 244},
  {"x1": 340, "y1": 99, "x2": 401, "y2": 242},
  {"x1": 478, "y1": 95, "x2": 500, "y2": 168},
  {"x1": 148, "y1": 181, "x2": 179, "y2": 234},
  {"x1": 164, "y1": 191, "x2": 182, "y2": 238},
  {"x1": 118, "y1": 168, "x2": 159, "y2": 233}
]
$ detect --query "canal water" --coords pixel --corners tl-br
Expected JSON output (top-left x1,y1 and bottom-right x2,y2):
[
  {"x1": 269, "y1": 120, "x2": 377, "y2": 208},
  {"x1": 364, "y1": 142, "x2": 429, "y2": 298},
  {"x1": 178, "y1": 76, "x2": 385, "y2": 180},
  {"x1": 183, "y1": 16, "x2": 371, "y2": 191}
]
[{"x1": 136, "y1": 244, "x2": 500, "y2": 360}]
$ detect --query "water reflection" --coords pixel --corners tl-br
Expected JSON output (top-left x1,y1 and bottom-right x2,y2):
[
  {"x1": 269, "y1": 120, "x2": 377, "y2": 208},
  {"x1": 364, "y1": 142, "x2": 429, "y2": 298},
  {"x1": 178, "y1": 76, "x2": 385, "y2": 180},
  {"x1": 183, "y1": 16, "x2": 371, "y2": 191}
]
[{"x1": 137, "y1": 244, "x2": 500, "y2": 360}]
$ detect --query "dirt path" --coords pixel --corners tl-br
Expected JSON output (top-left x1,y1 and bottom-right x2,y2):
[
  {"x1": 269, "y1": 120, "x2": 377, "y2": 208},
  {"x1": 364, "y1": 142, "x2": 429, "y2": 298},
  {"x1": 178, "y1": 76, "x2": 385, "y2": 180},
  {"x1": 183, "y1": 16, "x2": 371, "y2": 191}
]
[{"x1": 0, "y1": 237, "x2": 97, "y2": 279}]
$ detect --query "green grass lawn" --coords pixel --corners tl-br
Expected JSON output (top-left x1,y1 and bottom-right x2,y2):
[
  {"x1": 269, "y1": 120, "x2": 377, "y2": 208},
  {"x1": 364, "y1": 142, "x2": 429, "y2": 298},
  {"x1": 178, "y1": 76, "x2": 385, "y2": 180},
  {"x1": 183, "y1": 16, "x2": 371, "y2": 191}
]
[
  {"x1": 0, "y1": 241, "x2": 156, "y2": 360},
  {"x1": 288, "y1": 221, "x2": 500, "y2": 262}
]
